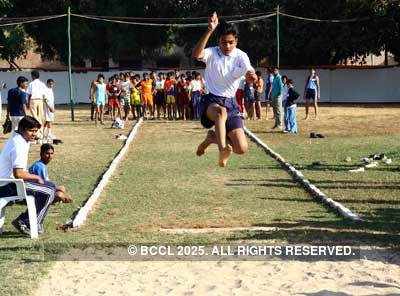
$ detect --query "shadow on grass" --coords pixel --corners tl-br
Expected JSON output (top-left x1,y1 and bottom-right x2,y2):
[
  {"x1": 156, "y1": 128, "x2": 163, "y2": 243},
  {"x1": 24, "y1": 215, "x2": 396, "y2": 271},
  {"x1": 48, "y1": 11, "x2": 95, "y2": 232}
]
[{"x1": 226, "y1": 206, "x2": 400, "y2": 248}]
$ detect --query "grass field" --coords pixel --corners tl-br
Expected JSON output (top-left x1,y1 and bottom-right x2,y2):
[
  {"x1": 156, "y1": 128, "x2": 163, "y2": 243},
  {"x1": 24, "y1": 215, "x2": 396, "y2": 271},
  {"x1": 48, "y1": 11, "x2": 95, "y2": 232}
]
[{"x1": 0, "y1": 105, "x2": 399, "y2": 296}]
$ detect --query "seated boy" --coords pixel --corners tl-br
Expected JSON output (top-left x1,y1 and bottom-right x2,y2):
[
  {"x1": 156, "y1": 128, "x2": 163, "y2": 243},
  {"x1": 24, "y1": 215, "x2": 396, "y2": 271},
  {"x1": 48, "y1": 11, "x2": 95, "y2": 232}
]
[{"x1": 29, "y1": 143, "x2": 72, "y2": 203}]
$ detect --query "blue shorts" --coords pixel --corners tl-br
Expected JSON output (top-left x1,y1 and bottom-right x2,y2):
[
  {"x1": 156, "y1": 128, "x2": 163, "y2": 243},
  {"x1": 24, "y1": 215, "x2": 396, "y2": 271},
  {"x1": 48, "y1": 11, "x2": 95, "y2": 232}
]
[
  {"x1": 305, "y1": 88, "x2": 316, "y2": 100},
  {"x1": 199, "y1": 93, "x2": 243, "y2": 133}
]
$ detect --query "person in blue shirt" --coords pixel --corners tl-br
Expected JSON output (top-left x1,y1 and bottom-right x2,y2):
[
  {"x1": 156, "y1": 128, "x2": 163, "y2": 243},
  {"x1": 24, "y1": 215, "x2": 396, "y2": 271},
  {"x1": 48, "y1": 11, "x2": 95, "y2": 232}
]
[
  {"x1": 29, "y1": 144, "x2": 72, "y2": 203},
  {"x1": 271, "y1": 67, "x2": 284, "y2": 130},
  {"x1": 7, "y1": 76, "x2": 29, "y2": 132}
]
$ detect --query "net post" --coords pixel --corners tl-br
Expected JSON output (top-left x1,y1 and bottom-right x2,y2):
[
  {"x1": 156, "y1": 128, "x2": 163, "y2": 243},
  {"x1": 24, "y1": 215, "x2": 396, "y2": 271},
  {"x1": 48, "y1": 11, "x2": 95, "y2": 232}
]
[
  {"x1": 67, "y1": 6, "x2": 75, "y2": 122},
  {"x1": 276, "y1": 5, "x2": 280, "y2": 68}
]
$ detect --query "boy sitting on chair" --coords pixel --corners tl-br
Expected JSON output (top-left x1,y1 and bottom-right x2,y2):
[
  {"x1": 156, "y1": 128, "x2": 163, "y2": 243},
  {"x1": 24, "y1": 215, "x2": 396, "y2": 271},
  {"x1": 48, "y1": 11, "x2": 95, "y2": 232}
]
[{"x1": 29, "y1": 143, "x2": 72, "y2": 204}]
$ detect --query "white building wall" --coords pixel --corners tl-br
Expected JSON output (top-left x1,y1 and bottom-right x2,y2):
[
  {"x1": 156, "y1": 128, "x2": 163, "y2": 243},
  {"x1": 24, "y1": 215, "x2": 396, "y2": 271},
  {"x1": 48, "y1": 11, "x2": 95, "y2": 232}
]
[{"x1": 0, "y1": 68, "x2": 399, "y2": 104}]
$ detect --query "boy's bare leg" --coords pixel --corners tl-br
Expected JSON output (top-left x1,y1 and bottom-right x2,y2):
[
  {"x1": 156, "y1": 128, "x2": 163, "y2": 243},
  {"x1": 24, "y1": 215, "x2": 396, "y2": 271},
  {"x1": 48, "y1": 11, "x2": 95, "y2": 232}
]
[
  {"x1": 305, "y1": 100, "x2": 309, "y2": 120},
  {"x1": 205, "y1": 104, "x2": 232, "y2": 167},
  {"x1": 227, "y1": 128, "x2": 248, "y2": 155},
  {"x1": 314, "y1": 100, "x2": 318, "y2": 119}
]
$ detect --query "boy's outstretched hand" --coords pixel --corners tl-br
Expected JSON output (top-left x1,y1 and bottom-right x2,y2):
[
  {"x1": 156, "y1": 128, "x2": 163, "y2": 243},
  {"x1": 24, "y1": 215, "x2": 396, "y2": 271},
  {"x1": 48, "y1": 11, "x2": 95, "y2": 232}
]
[{"x1": 208, "y1": 12, "x2": 219, "y2": 31}]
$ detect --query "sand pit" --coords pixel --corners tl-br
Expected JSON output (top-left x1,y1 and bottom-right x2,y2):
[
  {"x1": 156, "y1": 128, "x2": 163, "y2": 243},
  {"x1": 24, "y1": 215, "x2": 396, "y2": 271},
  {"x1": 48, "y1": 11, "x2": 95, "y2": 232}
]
[{"x1": 34, "y1": 249, "x2": 400, "y2": 296}]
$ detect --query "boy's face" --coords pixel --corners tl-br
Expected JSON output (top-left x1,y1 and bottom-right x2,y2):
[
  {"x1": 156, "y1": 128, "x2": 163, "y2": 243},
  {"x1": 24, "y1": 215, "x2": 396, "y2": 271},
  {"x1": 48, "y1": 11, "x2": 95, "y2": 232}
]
[
  {"x1": 21, "y1": 128, "x2": 38, "y2": 142},
  {"x1": 41, "y1": 148, "x2": 54, "y2": 165},
  {"x1": 99, "y1": 77, "x2": 104, "y2": 83},
  {"x1": 47, "y1": 81, "x2": 55, "y2": 88},
  {"x1": 219, "y1": 34, "x2": 237, "y2": 56},
  {"x1": 20, "y1": 81, "x2": 28, "y2": 90}
]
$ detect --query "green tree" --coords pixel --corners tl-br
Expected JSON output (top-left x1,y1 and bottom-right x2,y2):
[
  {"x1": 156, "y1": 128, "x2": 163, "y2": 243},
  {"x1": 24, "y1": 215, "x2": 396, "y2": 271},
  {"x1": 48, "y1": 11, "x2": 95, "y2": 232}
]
[{"x1": 0, "y1": 0, "x2": 31, "y2": 69}]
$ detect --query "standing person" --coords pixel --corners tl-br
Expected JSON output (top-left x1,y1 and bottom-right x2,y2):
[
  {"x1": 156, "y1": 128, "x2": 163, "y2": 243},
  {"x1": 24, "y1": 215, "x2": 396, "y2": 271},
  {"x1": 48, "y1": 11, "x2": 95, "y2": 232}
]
[
  {"x1": 0, "y1": 116, "x2": 55, "y2": 235},
  {"x1": 26, "y1": 70, "x2": 47, "y2": 139},
  {"x1": 244, "y1": 80, "x2": 256, "y2": 120},
  {"x1": 6, "y1": 76, "x2": 29, "y2": 132},
  {"x1": 264, "y1": 67, "x2": 274, "y2": 120},
  {"x1": 106, "y1": 76, "x2": 121, "y2": 121},
  {"x1": 192, "y1": 12, "x2": 257, "y2": 167},
  {"x1": 177, "y1": 74, "x2": 190, "y2": 120},
  {"x1": 130, "y1": 75, "x2": 142, "y2": 119},
  {"x1": 164, "y1": 72, "x2": 176, "y2": 120},
  {"x1": 189, "y1": 72, "x2": 204, "y2": 120},
  {"x1": 284, "y1": 79, "x2": 300, "y2": 133},
  {"x1": 271, "y1": 67, "x2": 284, "y2": 130},
  {"x1": 89, "y1": 79, "x2": 97, "y2": 121},
  {"x1": 155, "y1": 72, "x2": 166, "y2": 119},
  {"x1": 235, "y1": 76, "x2": 246, "y2": 114},
  {"x1": 120, "y1": 74, "x2": 132, "y2": 121},
  {"x1": 94, "y1": 74, "x2": 107, "y2": 125},
  {"x1": 141, "y1": 73, "x2": 154, "y2": 120},
  {"x1": 254, "y1": 71, "x2": 264, "y2": 120},
  {"x1": 304, "y1": 68, "x2": 320, "y2": 119},
  {"x1": 43, "y1": 79, "x2": 56, "y2": 142}
]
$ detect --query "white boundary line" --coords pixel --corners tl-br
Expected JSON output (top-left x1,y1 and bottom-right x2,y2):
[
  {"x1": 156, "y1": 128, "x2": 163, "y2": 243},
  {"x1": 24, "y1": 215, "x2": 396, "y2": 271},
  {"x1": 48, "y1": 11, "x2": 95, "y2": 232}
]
[
  {"x1": 69, "y1": 118, "x2": 143, "y2": 228},
  {"x1": 244, "y1": 127, "x2": 362, "y2": 222}
]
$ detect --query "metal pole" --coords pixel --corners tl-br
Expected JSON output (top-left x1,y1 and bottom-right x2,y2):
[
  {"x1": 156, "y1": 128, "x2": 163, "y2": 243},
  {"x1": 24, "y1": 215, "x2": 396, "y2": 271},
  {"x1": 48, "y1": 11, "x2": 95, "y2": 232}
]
[
  {"x1": 276, "y1": 5, "x2": 280, "y2": 68},
  {"x1": 67, "y1": 6, "x2": 75, "y2": 121}
]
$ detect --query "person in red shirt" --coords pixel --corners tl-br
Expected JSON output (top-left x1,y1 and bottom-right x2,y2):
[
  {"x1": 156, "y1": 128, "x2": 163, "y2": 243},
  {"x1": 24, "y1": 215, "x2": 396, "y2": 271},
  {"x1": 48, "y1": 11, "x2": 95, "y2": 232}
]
[
  {"x1": 106, "y1": 76, "x2": 121, "y2": 120},
  {"x1": 176, "y1": 74, "x2": 190, "y2": 120},
  {"x1": 164, "y1": 72, "x2": 177, "y2": 120}
]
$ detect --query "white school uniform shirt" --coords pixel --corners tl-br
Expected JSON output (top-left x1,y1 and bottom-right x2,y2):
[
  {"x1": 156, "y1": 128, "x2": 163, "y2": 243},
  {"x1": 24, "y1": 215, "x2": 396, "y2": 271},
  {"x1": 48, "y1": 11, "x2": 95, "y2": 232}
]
[
  {"x1": 200, "y1": 46, "x2": 254, "y2": 98},
  {"x1": 27, "y1": 78, "x2": 47, "y2": 100},
  {"x1": 0, "y1": 133, "x2": 30, "y2": 180},
  {"x1": 189, "y1": 80, "x2": 203, "y2": 92},
  {"x1": 44, "y1": 87, "x2": 55, "y2": 122}
]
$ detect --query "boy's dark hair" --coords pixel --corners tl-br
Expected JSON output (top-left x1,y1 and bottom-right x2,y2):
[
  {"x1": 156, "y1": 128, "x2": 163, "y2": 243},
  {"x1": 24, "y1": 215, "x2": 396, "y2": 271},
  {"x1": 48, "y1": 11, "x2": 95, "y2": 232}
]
[
  {"x1": 255, "y1": 71, "x2": 262, "y2": 77},
  {"x1": 31, "y1": 70, "x2": 40, "y2": 79},
  {"x1": 40, "y1": 143, "x2": 54, "y2": 155},
  {"x1": 47, "y1": 79, "x2": 54, "y2": 84},
  {"x1": 18, "y1": 116, "x2": 41, "y2": 133},
  {"x1": 16, "y1": 76, "x2": 28, "y2": 87},
  {"x1": 287, "y1": 79, "x2": 294, "y2": 85},
  {"x1": 134, "y1": 74, "x2": 141, "y2": 80},
  {"x1": 216, "y1": 21, "x2": 239, "y2": 39},
  {"x1": 97, "y1": 73, "x2": 105, "y2": 80}
]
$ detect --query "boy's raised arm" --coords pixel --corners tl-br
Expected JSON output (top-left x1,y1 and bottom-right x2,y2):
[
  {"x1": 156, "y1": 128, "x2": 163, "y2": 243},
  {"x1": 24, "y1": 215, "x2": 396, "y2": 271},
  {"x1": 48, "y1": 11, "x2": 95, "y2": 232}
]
[{"x1": 192, "y1": 12, "x2": 218, "y2": 60}]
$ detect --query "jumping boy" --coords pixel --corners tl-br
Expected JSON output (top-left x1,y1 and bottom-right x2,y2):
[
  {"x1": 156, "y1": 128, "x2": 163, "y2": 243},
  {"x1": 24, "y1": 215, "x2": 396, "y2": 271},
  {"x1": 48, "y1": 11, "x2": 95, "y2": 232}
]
[
  {"x1": 29, "y1": 143, "x2": 72, "y2": 204},
  {"x1": 192, "y1": 12, "x2": 257, "y2": 167}
]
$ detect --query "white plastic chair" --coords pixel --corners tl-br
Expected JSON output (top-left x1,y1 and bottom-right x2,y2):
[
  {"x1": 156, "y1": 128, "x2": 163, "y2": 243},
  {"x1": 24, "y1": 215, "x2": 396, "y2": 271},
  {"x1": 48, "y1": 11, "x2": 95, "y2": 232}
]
[{"x1": 0, "y1": 179, "x2": 38, "y2": 239}]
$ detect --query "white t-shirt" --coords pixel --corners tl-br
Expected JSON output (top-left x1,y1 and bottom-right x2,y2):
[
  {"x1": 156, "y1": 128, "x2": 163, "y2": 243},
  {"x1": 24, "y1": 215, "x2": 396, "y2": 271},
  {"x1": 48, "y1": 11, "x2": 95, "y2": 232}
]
[
  {"x1": 0, "y1": 133, "x2": 30, "y2": 180},
  {"x1": 44, "y1": 87, "x2": 55, "y2": 121},
  {"x1": 155, "y1": 79, "x2": 165, "y2": 90},
  {"x1": 189, "y1": 80, "x2": 203, "y2": 92},
  {"x1": 199, "y1": 47, "x2": 254, "y2": 98},
  {"x1": 27, "y1": 78, "x2": 47, "y2": 100}
]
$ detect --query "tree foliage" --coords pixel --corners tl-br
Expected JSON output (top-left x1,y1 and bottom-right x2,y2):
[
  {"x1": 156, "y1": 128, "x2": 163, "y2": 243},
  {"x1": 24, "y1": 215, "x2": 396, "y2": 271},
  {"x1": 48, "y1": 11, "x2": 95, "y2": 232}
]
[{"x1": 0, "y1": 0, "x2": 399, "y2": 67}]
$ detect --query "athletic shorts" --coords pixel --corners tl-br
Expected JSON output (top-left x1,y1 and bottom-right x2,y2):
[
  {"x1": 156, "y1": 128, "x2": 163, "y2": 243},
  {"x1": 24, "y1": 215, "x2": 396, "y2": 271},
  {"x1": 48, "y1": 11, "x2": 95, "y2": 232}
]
[
  {"x1": 108, "y1": 97, "x2": 120, "y2": 108},
  {"x1": 142, "y1": 93, "x2": 153, "y2": 106},
  {"x1": 254, "y1": 91, "x2": 262, "y2": 102},
  {"x1": 96, "y1": 99, "x2": 106, "y2": 107},
  {"x1": 166, "y1": 94, "x2": 176, "y2": 105},
  {"x1": 155, "y1": 91, "x2": 165, "y2": 106},
  {"x1": 305, "y1": 88, "x2": 317, "y2": 101},
  {"x1": 199, "y1": 93, "x2": 243, "y2": 133}
]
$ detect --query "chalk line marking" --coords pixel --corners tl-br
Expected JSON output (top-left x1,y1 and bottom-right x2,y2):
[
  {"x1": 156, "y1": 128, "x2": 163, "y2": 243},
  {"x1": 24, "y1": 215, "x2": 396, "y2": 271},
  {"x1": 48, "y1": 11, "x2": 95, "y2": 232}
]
[
  {"x1": 244, "y1": 127, "x2": 362, "y2": 222},
  {"x1": 67, "y1": 118, "x2": 143, "y2": 229}
]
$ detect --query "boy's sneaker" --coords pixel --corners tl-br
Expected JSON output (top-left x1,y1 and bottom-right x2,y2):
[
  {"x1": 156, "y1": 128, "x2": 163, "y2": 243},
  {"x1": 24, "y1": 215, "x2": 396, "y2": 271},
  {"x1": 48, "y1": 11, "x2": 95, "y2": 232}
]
[{"x1": 11, "y1": 219, "x2": 30, "y2": 236}]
